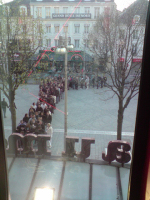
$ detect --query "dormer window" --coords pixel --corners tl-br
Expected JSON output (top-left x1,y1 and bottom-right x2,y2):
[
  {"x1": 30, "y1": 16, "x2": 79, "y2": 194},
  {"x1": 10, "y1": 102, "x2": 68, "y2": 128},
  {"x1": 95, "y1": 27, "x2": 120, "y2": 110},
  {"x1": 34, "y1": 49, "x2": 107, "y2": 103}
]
[
  {"x1": 20, "y1": 6, "x2": 27, "y2": 16},
  {"x1": 3, "y1": 6, "x2": 9, "y2": 16}
]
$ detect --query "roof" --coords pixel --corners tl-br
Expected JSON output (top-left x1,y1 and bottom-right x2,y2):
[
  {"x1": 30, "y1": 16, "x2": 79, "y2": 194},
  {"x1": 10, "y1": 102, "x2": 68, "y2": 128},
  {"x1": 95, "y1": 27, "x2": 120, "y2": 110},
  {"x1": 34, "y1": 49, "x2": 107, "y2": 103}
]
[
  {"x1": 4, "y1": 0, "x2": 30, "y2": 6},
  {"x1": 120, "y1": 0, "x2": 148, "y2": 25},
  {"x1": 30, "y1": 0, "x2": 114, "y2": 3},
  {"x1": 8, "y1": 157, "x2": 130, "y2": 200}
]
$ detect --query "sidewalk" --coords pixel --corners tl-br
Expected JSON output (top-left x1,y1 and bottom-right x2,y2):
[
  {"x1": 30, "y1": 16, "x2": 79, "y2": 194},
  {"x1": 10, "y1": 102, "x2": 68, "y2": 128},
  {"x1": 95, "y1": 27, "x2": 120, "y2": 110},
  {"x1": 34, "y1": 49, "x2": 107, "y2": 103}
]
[{"x1": 2, "y1": 84, "x2": 136, "y2": 161}]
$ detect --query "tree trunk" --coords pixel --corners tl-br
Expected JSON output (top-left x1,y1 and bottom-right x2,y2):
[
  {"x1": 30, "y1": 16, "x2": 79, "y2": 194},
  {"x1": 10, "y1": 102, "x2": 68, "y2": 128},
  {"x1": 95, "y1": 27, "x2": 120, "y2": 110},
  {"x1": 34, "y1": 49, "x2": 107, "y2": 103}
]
[
  {"x1": 10, "y1": 103, "x2": 16, "y2": 132},
  {"x1": 117, "y1": 99, "x2": 124, "y2": 140},
  {"x1": 9, "y1": 80, "x2": 16, "y2": 132}
]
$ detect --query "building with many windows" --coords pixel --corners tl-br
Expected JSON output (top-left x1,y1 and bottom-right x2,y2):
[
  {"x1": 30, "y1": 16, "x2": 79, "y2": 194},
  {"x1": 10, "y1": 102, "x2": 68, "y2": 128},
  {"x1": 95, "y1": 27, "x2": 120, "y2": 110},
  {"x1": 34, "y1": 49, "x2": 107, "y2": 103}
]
[{"x1": 29, "y1": 0, "x2": 116, "y2": 50}]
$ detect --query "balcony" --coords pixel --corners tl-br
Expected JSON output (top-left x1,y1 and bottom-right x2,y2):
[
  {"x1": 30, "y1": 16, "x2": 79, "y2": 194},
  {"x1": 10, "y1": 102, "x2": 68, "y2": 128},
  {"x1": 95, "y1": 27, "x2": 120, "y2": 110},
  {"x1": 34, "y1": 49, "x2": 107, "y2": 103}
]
[{"x1": 52, "y1": 13, "x2": 91, "y2": 19}]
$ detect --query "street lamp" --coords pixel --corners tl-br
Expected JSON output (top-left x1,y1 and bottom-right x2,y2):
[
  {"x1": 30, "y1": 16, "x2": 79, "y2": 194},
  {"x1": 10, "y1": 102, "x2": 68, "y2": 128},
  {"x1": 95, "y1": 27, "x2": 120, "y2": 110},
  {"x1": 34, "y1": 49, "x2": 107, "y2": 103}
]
[{"x1": 55, "y1": 32, "x2": 74, "y2": 151}]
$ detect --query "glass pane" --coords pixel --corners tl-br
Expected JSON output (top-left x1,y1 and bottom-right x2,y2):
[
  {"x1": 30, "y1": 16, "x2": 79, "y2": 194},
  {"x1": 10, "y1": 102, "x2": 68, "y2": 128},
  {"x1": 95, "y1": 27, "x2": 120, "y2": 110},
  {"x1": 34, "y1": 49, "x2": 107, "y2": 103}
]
[{"x1": 0, "y1": 0, "x2": 148, "y2": 199}]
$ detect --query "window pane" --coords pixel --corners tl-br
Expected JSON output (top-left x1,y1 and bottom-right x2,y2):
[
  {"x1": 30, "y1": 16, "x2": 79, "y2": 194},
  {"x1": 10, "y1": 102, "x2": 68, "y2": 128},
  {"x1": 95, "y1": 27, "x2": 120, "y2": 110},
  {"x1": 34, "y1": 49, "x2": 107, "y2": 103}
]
[
  {"x1": 45, "y1": 7, "x2": 51, "y2": 18},
  {"x1": 0, "y1": 0, "x2": 149, "y2": 200}
]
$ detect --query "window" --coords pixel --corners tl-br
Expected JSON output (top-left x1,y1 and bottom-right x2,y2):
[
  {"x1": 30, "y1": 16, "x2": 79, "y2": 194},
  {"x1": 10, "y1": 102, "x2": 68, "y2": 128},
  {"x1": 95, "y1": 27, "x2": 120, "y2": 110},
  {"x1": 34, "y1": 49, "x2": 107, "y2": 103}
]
[
  {"x1": 75, "y1": 39, "x2": 80, "y2": 48},
  {"x1": 94, "y1": 7, "x2": 100, "y2": 18},
  {"x1": 45, "y1": 7, "x2": 51, "y2": 18},
  {"x1": 36, "y1": 7, "x2": 42, "y2": 18},
  {"x1": 63, "y1": 26, "x2": 68, "y2": 33},
  {"x1": 75, "y1": 7, "x2": 80, "y2": 14},
  {"x1": 132, "y1": 44, "x2": 137, "y2": 55},
  {"x1": 84, "y1": 39, "x2": 89, "y2": 48},
  {"x1": 21, "y1": 24, "x2": 27, "y2": 33},
  {"x1": 54, "y1": 25, "x2": 59, "y2": 33},
  {"x1": 55, "y1": 39, "x2": 59, "y2": 46},
  {"x1": 37, "y1": 24, "x2": 42, "y2": 33},
  {"x1": 1, "y1": 1, "x2": 149, "y2": 200},
  {"x1": 46, "y1": 39, "x2": 51, "y2": 47},
  {"x1": 54, "y1": 7, "x2": 59, "y2": 14},
  {"x1": 38, "y1": 39, "x2": 43, "y2": 46},
  {"x1": 133, "y1": 29, "x2": 138, "y2": 39},
  {"x1": 20, "y1": 7, "x2": 27, "y2": 16},
  {"x1": 84, "y1": 25, "x2": 89, "y2": 33},
  {"x1": 74, "y1": 25, "x2": 80, "y2": 33},
  {"x1": 63, "y1": 7, "x2": 68, "y2": 13},
  {"x1": 3, "y1": 6, "x2": 9, "y2": 15},
  {"x1": 46, "y1": 25, "x2": 51, "y2": 33},
  {"x1": 68, "y1": 37, "x2": 71, "y2": 45},
  {"x1": 119, "y1": 29, "x2": 125, "y2": 39},
  {"x1": 0, "y1": 22, "x2": 2, "y2": 36},
  {"x1": 94, "y1": 39, "x2": 99, "y2": 50},
  {"x1": 85, "y1": 7, "x2": 90, "y2": 13}
]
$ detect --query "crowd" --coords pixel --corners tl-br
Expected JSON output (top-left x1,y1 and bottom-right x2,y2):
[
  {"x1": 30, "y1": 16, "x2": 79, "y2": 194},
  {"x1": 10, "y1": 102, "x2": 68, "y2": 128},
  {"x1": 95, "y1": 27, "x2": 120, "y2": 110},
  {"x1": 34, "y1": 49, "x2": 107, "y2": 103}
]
[
  {"x1": 12, "y1": 73, "x2": 107, "y2": 148},
  {"x1": 15, "y1": 75, "x2": 66, "y2": 148},
  {"x1": 67, "y1": 74, "x2": 107, "y2": 89}
]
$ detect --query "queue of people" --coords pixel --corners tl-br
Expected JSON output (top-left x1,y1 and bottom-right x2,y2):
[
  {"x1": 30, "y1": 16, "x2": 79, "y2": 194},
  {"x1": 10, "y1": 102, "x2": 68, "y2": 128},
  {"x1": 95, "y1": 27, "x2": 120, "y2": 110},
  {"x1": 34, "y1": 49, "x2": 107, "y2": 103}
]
[
  {"x1": 14, "y1": 74, "x2": 107, "y2": 148},
  {"x1": 15, "y1": 75, "x2": 67, "y2": 148}
]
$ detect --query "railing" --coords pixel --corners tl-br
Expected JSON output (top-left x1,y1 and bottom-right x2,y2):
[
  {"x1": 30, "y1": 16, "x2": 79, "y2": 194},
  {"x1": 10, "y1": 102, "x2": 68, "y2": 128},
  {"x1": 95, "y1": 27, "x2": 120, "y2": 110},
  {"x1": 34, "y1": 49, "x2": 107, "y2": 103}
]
[{"x1": 6, "y1": 133, "x2": 131, "y2": 166}]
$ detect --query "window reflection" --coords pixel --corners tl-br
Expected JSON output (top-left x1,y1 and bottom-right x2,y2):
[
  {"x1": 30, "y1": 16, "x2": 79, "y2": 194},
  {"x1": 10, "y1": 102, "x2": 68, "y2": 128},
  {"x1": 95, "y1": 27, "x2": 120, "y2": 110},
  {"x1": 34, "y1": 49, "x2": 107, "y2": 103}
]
[{"x1": 0, "y1": 0, "x2": 149, "y2": 199}]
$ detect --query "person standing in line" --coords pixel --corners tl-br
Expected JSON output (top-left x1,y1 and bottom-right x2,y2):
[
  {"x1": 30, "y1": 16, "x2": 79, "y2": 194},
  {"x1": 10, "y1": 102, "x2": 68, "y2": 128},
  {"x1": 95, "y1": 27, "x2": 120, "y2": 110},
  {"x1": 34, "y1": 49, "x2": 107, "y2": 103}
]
[
  {"x1": 85, "y1": 75, "x2": 90, "y2": 89},
  {"x1": 46, "y1": 123, "x2": 53, "y2": 148},
  {"x1": 1, "y1": 98, "x2": 9, "y2": 118}
]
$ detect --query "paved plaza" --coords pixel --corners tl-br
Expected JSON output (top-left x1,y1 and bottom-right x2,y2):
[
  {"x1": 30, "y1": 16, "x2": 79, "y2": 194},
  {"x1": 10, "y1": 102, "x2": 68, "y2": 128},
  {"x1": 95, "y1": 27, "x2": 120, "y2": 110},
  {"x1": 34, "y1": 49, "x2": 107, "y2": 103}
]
[{"x1": 2, "y1": 83, "x2": 137, "y2": 160}]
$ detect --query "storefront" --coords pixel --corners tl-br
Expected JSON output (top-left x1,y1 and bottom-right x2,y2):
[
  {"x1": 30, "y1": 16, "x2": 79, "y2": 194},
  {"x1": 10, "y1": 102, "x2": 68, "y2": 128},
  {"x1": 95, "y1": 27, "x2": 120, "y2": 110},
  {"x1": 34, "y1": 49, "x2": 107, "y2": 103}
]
[{"x1": 30, "y1": 50, "x2": 93, "y2": 72}]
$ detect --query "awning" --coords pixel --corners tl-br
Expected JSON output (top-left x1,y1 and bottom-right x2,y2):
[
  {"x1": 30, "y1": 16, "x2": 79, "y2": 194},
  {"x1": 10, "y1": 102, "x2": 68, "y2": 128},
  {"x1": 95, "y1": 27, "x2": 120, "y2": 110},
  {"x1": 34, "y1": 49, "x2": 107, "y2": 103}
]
[{"x1": 30, "y1": 51, "x2": 93, "y2": 62}]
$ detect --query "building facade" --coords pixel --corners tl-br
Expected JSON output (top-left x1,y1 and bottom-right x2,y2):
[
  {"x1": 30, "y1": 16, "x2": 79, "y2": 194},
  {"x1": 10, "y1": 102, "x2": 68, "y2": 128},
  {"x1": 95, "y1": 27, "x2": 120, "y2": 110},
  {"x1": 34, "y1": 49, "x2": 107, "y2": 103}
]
[{"x1": 29, "y1": 0, "x2": 116, "y2": 51}]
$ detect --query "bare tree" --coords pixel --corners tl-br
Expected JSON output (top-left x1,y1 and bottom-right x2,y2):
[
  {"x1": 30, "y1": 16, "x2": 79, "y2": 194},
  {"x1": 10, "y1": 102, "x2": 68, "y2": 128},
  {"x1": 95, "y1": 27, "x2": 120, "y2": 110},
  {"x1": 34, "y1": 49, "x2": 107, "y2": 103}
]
[
  {"x1": 86, "y1": 3, "x2": 147, "y2": 139},
  {"x1": 0, "y1": 2, "x2": 43, "y2": 131}
]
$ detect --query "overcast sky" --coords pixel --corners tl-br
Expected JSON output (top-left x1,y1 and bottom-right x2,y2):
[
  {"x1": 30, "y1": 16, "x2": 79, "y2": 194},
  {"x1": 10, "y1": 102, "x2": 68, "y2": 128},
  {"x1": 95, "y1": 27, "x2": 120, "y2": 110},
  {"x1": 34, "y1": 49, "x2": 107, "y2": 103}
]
[
  {"x1": 2, "y1": 0, "x2": 136, "y2": 11},
  {"x1": 115, "y1": 0, "x2": 135, "y2": 11}
]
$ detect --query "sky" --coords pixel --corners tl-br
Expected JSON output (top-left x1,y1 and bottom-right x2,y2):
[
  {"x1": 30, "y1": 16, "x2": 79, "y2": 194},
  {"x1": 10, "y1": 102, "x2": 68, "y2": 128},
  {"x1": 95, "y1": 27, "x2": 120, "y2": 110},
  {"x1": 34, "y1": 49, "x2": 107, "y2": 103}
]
[
  {"x1": 115, "y1": 0, "x2": 136, "y2": 11},
  {"x1": 2, "y1": 0, "x2": 136, "y2": 11}
]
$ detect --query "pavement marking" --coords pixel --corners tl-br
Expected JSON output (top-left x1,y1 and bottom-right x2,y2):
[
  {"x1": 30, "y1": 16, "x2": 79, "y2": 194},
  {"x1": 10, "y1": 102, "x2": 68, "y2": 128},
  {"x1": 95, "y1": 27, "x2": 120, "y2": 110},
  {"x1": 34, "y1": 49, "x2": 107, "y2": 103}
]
[
  {"x1": 53, "y1": 129, "x2": 134, "y2": 136},
  {"x1": 4, "y1": 126, "x2": 134, "y2": 136}
]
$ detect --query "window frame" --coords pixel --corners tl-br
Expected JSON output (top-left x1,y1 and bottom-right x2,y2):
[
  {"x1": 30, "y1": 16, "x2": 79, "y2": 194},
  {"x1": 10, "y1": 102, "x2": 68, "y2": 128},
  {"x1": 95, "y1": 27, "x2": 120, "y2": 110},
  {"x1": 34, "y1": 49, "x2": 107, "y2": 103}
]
[
  {"x1": 74, "y1": 39, "x2": 80, "y2": 48},
  {"x1": 94, "y1": 7, "x2": 100, "y2": 19},
  {"x1": 45, "y1": 7, "x2": 51, "y2": 18}
]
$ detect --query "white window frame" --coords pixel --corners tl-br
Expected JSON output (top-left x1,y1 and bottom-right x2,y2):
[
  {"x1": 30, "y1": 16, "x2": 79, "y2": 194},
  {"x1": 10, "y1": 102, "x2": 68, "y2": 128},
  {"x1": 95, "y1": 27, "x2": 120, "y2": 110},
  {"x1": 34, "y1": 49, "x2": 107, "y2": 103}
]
[
  {"x1": 85, "y1": 7, "x2": 90, "y2": 13},
  {"x1": 75, "y1": 25, "x2": 80, "y2": 34},
  {"x1": 75, "y1": 7, "x2": 80, "y2": 14},
  {"x1": 84, "y1": 25, "x2": 89, "y2": 33},
  {"x1": 46, "y1": 25, "x2": 51, "y2": 33},
  {"x1": 63, "y1": 7, "x2": 68, "y2": 14},
  {"x1": 36, "y1": 7, "x2": 42, "y2": 18},
  {"x1": 20, "y1": 6, "x2": 27, "y2": 16},
  {"x1": 45, "y1": 7, "x2": 51, "y2": 18},
  {"x1": 38, "y1": 39, "x2": 43, "y2": 47},
  {"x1": 75, "y1": 39, "x2": 80, "y2": 48},
  {"x1": 94, "y1": 7, "x2": 100, "y2": 19},
  {"x1": 84, "y1": 39, "x2": 89, "y2": 48},
  {"x1": 46, "y1": 39, "x2": 51, "y2": 47},
  {"x1": 63, "y1": 26, "x2": 68, "y2": 33},
  {"x1": 55, "y1": 39, "x2": 59, "y2": 47},
  {"x1": 55, "y1": 25, "x2": 59, "y2": 33},
  {"x1": 54, "y1": 7, "x2": 59, "y2": 14}
]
